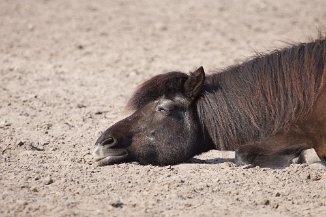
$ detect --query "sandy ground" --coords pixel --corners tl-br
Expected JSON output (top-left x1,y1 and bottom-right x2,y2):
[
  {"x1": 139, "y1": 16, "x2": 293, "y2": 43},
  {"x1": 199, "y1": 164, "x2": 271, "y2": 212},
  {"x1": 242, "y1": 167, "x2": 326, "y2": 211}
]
[{"x1": 1, "y1": 0, "x2": 326, "y2": 216}]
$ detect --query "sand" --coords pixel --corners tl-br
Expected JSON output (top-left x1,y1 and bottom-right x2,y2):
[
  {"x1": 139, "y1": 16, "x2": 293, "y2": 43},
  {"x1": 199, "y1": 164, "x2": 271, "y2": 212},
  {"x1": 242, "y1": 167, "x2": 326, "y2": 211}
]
[{"x1": 1, "y1": 0, "x2": 326, "y2": 216}]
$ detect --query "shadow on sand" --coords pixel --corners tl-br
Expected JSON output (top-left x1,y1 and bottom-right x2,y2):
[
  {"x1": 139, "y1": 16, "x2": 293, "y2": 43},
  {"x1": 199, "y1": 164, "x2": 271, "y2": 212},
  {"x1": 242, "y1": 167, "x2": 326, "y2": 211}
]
[{"x1": 187, "y1": 157, "x2": 235, "y2": 164}]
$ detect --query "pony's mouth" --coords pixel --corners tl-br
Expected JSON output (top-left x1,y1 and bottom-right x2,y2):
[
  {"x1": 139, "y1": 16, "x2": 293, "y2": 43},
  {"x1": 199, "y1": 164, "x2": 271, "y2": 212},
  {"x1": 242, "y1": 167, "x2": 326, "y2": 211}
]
[{"x1": 92, "y1": 147, "x2": 128, "y2": 166}]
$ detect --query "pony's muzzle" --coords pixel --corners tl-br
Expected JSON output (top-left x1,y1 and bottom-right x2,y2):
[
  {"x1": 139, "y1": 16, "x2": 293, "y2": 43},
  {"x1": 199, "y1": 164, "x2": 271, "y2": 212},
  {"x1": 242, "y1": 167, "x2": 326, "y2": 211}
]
[{"x1": 93, "y1": 135, "x2": 129, "y2": 166}]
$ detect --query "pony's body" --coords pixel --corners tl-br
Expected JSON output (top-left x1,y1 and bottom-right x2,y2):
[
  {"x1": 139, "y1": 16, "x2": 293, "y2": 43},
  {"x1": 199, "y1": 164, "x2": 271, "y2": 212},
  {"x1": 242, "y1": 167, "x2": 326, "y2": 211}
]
[
  {"x1": 93, "y1": 38, "x2": 326, "y2": 168},
  {"x1": 198, "y1": 40, "x2": 326, "y2": 155}
]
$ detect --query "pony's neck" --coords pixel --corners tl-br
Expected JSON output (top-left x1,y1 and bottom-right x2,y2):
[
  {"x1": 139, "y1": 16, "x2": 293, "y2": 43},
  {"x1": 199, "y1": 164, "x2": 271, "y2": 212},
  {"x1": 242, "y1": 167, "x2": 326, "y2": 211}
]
[
  {"x1": 195, "y1": 73, "x2": 256, "y2": 151},
  {"x1": 195, "y1": 38, "x2": 326, "y2": 150}
]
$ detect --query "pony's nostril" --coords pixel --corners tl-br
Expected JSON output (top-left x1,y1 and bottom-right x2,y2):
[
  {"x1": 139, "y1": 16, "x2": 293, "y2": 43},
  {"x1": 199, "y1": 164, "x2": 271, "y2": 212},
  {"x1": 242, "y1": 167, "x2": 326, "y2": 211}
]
[{"x1": 102, "y1": 137, "x2": 116, "y2": 146}]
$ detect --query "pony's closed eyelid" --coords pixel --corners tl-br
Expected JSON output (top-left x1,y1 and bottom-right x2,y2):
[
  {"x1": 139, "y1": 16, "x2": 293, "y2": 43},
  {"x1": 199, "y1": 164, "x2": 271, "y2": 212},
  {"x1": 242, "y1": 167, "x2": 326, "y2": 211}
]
[
  {"x1": 156, "y1": 103, "x2": 173, "y2": 112},
  {"x1": 156, "y1": 105, "x2": 167, "y2": 112}
]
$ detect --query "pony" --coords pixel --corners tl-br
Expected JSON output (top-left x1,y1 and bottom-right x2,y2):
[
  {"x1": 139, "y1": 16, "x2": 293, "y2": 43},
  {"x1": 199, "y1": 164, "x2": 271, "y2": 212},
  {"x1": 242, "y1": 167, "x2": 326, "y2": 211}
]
[{"x1": 92, "y1": 38, "x2": 326, "y2": 168}]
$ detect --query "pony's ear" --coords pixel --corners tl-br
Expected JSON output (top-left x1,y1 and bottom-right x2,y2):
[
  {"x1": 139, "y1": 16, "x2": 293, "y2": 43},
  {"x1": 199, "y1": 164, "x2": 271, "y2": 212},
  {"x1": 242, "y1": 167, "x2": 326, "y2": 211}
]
[{"x1": 184, "y1": 66, "x2": 205, "y2": 100}]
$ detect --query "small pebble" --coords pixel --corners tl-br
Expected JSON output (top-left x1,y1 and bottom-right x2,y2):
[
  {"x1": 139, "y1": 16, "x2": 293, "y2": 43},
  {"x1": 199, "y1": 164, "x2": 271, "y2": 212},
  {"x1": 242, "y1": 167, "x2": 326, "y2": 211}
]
[
  {"x1": 77, "y1": 44, "x2": 84, "y2": 50},
  {"x1": 0, "y1": 122, "x2": 11, "y2": 128},
  {"x1": 260, "y1": 199, "x2": 270, "y2": 205},
  {"x1": 95, "y1": 111, "x2": 104, "y2": 115},
  {"x1": 43, "y1": 176, "x2": 54, "y2": 185},
  {"x1": 272, "y1": 203, "x2": 279, "y2": 209},
  {"x1": 17, "y1": 141, "x2": 24, "y2": 146},
  {"x1": 31, "y1": 186, "x2": 38, "y2": 192},
  {"x1": 110, "y1": 201, "x2": 124, "y2": 208},
  {"x1": 241, "y1": 164, "x2": 254, "y2": 169},
  {"x1": 309, "y1": 172, "x2": 322, "y2": 181},
  {"x1": 77, "y1": 104, "x2": 86, "y2": 108}
]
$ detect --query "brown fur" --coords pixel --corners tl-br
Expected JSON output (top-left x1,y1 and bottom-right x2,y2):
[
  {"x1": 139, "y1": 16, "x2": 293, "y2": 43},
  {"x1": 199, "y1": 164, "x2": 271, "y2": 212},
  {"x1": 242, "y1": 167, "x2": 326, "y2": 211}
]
[
  {"x1": 127, "y1": 72, "x2": 188, "y2": 110},
  {"x1": 197, "y1": 38, "x2": 326, "y2": 152}
]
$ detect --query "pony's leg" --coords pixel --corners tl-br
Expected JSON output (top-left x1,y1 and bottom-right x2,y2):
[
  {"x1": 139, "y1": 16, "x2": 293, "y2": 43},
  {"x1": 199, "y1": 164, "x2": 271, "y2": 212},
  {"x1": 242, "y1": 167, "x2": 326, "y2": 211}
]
[{"x1": 235, "y1": 135, "x2": 312, "y2": 168}]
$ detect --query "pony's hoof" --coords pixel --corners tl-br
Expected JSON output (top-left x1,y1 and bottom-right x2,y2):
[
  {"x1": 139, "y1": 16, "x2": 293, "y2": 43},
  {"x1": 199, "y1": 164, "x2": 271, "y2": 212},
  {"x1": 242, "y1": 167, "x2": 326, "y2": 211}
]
[{"x1": 299, "y1": 148, "x2": 321, "y2": 164}]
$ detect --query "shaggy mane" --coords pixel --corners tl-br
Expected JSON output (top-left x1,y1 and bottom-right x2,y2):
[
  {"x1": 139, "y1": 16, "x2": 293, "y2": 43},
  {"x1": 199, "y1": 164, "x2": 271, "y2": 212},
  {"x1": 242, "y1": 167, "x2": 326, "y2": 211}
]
[{"x1": 197, "y1": 38, "x2": 326, "y2": 150}]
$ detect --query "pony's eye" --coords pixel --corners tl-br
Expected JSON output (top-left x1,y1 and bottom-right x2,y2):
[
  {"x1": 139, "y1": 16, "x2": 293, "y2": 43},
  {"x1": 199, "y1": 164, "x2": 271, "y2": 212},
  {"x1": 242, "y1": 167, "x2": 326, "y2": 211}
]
[{"x1": 157, "y1": 106, "x2": 167, "y2": 112}]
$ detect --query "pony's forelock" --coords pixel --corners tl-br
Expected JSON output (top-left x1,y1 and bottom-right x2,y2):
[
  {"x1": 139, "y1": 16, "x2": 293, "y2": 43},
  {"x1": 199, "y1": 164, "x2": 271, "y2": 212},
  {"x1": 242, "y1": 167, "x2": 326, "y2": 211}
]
[{"x1": 126, "y1": 72, "x2": 188, "y2": 110}]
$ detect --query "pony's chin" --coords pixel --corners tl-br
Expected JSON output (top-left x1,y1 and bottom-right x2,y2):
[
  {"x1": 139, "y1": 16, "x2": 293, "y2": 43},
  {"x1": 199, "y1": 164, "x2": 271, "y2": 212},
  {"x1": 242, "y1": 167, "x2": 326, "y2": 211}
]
[
  {"x1": 92, "y1": 147, "x2": 128, "y2": 166},
  {"x1": 96, "y1": 154, "x2": 128, "y2": 166}
]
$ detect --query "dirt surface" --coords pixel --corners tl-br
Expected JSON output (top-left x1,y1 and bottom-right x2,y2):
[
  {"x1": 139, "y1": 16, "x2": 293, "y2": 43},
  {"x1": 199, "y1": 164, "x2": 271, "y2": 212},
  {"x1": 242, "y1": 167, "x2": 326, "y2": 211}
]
[{"x1": 1, "y1": 0, "x2": 326, "y2": 216}]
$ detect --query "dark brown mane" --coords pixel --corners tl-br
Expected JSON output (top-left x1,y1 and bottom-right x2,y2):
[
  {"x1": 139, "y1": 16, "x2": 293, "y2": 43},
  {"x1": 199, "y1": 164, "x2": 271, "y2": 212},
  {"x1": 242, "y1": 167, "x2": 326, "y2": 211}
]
[
  {"x1": 197, "y1": 38, "x2": 326, "y2": 150},
  {"x1": 127, "y1": 71, "x2": 188, "y2": 110}
]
